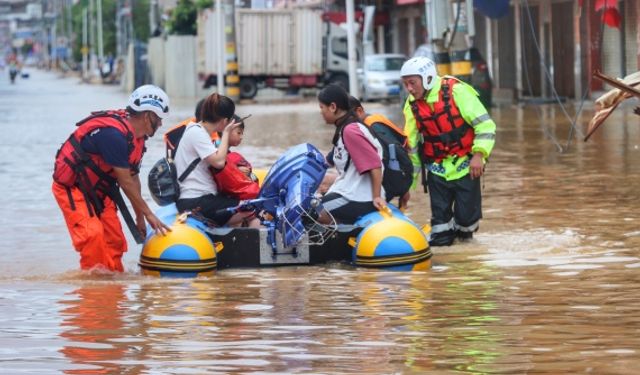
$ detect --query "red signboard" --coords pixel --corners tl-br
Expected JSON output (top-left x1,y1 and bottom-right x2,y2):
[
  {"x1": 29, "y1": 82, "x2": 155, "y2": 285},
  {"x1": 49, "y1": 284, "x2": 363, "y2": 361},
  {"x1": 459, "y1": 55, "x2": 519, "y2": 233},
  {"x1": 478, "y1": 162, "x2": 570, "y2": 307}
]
[{"x1": 396, "y1": 0, "x2": 422, "y2": 5}]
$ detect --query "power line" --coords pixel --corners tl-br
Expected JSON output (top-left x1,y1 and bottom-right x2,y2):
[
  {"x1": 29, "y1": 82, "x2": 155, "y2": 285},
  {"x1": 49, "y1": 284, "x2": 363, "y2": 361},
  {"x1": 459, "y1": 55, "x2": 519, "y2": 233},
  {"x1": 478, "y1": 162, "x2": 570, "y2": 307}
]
[{"x1": 521, "y1": 0, "x2": 585, "y2": 147}]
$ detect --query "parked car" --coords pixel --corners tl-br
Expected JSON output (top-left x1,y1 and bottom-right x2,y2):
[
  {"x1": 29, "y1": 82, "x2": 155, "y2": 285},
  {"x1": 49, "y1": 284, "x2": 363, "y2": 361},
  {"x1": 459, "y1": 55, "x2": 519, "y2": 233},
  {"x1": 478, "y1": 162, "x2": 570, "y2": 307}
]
[
  {"x1": 412, "y1": 44, "x2": 492, "y2": 108},
  {"x1": 358, "y1": 53, "x2": 406, "y2": 102}
]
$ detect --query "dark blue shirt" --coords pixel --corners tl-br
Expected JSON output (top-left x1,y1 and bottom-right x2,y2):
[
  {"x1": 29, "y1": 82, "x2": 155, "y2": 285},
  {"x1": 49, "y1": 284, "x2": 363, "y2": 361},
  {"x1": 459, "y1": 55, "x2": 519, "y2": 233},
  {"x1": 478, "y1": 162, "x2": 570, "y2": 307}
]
[{"x1": 80, "y1": 127, "x2": 129, "y2": 168}]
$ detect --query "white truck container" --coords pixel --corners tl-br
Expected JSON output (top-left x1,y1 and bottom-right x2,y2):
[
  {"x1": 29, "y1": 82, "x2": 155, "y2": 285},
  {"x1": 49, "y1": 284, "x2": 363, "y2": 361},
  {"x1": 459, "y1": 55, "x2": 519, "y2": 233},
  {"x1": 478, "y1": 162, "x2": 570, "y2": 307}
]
[{"x1": 197, "y1": 8, "x2": 352, "y2": 99}]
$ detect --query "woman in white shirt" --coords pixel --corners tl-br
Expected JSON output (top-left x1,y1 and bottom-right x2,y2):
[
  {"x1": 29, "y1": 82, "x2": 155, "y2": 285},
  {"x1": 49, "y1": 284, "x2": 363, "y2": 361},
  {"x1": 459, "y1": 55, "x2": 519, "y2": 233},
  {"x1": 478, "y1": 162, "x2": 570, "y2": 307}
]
[{"x1": 175, "y1": 93, "x2": 259, "y2": 227}]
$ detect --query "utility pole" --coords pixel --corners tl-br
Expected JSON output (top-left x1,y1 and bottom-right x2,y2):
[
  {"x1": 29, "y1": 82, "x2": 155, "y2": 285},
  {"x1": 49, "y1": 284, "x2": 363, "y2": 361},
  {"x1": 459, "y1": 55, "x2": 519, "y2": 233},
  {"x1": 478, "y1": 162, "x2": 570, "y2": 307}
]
[
  {"x1": 88, "y1": 0, "x2": 95, "y2": 75},
  {"x1": 51, "y1": 6, "x2": 57, "y2": 68},
  {"x1": 66, "y1": 0, "x2": 72, "y2": 51},
  {"x1": 116, "y1": 0, "x2": 133, "y2": 58},
  {"x1": 216, "y1": 0, "x2": 224, "y2": 95},
  {"x1": 82, "y1": 7, "x2": 88, "y2": 80},
  {"x1": 97, "y1": 0, "x2": 104, "y2": 66},
  {"x1": 127, "y1": 1, "x2": 134, "y2": 42},
  {"x1": 346, "y1": 0, "x2": 358, "y2": 97},
  {"x1": 38, "y1": 0, "x2": 48, "y2": 67},
  {"x1": 116, "y1": 0, "x2": 122, "y2": 57},
  {"x1": 149, "y1": 0, "x2": 157, "y2": 35},
  {"x1": 223, "y1": 0, "x2": 239, "y2": 100}
]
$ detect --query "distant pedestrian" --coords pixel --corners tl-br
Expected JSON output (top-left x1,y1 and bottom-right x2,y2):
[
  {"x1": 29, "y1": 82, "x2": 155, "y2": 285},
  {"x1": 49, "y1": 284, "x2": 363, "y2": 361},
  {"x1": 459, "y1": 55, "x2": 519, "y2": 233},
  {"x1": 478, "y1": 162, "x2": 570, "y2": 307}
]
[
  {"x1": 52, "y1": 85, "x2": 172, "y2": 272},
  {"x1": 8, "y1": 61, "x2": 18, "y2": 83}
]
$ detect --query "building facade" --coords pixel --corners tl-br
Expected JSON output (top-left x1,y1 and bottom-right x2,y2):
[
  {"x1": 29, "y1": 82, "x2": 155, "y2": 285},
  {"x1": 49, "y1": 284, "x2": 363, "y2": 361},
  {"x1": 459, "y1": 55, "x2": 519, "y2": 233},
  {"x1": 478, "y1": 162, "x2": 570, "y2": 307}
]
[{"x1": 391, "y1": 0, "x2": 640, "y2": 101}]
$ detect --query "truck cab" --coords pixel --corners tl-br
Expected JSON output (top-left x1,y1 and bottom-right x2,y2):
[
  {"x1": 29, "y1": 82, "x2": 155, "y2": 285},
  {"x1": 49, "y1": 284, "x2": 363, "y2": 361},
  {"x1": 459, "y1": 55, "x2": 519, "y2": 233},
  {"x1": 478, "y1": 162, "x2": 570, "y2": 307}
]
[{"x1": 322, "y1": 21, "x2": 353, "y2": 90}]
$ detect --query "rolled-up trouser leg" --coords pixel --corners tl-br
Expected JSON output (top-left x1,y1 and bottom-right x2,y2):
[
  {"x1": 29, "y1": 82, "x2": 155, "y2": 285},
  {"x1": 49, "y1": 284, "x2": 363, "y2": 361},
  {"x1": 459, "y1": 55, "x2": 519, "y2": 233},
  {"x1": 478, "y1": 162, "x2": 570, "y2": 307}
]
[
  {"x1": 427, "y1": 172, "x2": 456, "y2": 246},
  {"x1": 452, "y1": 174, "x2": 482, "y2": 238}
]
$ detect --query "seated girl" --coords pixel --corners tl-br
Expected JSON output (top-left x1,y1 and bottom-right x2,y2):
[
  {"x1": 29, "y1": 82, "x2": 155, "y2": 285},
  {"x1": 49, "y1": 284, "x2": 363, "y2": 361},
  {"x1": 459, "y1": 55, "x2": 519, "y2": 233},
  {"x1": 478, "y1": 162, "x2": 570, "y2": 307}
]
[{"x1": 316, "y1": 84, "x2": 386, "y2": 224}]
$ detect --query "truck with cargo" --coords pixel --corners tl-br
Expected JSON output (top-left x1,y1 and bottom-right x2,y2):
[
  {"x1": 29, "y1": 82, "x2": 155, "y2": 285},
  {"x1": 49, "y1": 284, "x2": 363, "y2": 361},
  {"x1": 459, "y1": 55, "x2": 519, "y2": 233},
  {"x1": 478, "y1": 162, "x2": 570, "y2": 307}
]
[{"x1": 197, "y1": 8, "x2": 354, "y2": 99}]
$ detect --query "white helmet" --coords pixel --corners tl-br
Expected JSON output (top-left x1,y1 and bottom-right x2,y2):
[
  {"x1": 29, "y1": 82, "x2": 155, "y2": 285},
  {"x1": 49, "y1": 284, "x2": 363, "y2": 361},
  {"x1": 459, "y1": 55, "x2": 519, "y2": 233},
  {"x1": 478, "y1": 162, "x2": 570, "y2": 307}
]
[
  {"x1": 128, "y1": 85, "x2": 170, "y2": 119},
  {"x1": 400, "y1": 57, "x2": 438, "y2": 91}
]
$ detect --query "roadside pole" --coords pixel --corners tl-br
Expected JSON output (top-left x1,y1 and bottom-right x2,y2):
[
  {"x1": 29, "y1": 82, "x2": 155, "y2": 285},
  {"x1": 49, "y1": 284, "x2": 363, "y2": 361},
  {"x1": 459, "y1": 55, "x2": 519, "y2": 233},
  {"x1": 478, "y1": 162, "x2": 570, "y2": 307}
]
[
  {"x1": 89, "y1": 0, "x2": 95, "y2": 77},
  {"x1": 224, "y1": 0, "x2": 239, "y2": 101},
  {"x1": 51, "y1": 10, "x2": 57, "y2": 69},
  {"x1": 82, "y1": 7, "x2": 88, "y2": 81},
  {"x1": 97, "y1": 0, "x2": 104, "y2": 68},
  {"x1": 216, "y1": 0, "x2": 224, "y2": 95},
  {"x1": 115, "y1": 0, "x2": 121, "y2": 58},
  {"x1": 346, "y1": 0, "x2": 359, "y2": 98}
]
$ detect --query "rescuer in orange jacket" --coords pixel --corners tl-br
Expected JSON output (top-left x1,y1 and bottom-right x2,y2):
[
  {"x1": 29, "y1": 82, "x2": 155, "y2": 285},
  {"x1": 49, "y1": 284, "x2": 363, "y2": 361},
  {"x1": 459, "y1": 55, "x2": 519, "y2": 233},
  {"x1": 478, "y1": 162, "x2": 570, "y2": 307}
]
[{"x1": 52, "y1": 85, "x2": 172, "y2": 272}]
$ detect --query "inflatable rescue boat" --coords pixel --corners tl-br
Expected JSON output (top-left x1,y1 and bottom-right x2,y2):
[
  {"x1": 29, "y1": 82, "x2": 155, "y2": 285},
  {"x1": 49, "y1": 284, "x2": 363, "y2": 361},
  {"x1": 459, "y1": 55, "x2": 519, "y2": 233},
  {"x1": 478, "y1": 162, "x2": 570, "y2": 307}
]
[{"x1": 140, "y1": 143, "x2": 432, "y2": 277}]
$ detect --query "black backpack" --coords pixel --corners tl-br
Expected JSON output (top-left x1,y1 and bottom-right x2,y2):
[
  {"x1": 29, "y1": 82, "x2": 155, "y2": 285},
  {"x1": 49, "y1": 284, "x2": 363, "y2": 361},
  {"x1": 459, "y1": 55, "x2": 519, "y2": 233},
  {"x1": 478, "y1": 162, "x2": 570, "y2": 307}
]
[
  {"x1": 148, "y1": 124, "x2": 201, "y2": 206},
  {"x1": 343, "y1": 116, "x2": 413, "y2": 201}
]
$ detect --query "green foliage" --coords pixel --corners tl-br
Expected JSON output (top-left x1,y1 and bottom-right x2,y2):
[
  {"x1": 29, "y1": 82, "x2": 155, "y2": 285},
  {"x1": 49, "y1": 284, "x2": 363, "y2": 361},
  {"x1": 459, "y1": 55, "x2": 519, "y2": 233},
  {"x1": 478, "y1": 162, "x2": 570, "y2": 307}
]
[
  {"x1": 195, "y1": 0, "x2": 214, "y2": 10},
  {"x1": 70, "y1": 0, "x2": 150, "y2": 63},
  {"x1": 133, "y1": 0, "x2": 151, "y2": 42},
  {"x1": 167, "y1": 0, "x2": 197, "y2": 35}
]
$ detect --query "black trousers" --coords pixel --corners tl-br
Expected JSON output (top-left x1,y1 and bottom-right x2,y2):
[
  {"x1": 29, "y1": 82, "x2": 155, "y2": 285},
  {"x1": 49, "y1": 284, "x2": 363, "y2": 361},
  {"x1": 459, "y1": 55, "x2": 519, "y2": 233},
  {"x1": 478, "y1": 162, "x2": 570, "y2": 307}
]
[
  {"x1": 427, "y1": 172, "x2": 482, "y2": 246},
  {"x1": 177, "y1": 194, "x2": 239, "y2": 227},
  {"x1": 321, "y1": 192, "x2": 377, "y2": 225}
]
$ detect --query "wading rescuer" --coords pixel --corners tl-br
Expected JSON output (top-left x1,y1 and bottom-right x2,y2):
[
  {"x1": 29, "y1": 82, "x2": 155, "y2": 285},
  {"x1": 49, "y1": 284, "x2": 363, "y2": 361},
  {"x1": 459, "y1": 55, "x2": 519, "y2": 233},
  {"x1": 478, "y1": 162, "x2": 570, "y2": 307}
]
[
  {"x1": 401, "y1": 57, "x2": 496, "y2": 246},
  {"x1": 52, "y1": 85, "x2": 172, "y2": 272}
]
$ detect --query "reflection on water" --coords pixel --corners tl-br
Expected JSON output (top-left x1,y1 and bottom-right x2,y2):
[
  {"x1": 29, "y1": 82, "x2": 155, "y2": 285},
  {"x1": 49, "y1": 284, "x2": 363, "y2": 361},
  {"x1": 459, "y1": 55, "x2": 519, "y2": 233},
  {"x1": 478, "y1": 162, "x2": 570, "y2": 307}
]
[
  {"x1": 59, "y1": 283, "x2": 133, "y2": 374},
  {"x1": 1, "y1": 71, "x2": 640, "y2": 372}
]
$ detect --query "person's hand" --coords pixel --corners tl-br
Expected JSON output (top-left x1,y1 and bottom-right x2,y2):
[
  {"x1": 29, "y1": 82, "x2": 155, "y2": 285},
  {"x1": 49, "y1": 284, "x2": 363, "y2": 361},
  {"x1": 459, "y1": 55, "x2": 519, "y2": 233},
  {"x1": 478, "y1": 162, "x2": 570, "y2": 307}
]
[
  {"x1": 399, "y1": 191, "x2": 411, "y2": 211},
  {"x1": 145, "y1": 212, "x2": 171, "y2": 236},
  {"x1": 469, "y1": 153, "x2": 485, "y2": 179},
  {"x1": 222, "y1": 118, "x2": 241, "y2": 134},
  {"x1": 237, "y1": 165, "x2": 251, "y2": 175},
  {"x1": 373, "y1": 196, "x2": 386, "y2": 210},
  {"x1": 634, "y1": 106, "x2": 640, "y2": 116}
]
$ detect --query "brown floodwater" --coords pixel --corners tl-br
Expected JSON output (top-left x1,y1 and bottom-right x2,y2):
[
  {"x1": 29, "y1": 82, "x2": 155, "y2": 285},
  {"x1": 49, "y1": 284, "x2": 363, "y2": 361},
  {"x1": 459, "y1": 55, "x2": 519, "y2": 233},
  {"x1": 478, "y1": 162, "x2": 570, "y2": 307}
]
[{"x1": 1, "y1": 70, "x2": 639, "y2": 374}]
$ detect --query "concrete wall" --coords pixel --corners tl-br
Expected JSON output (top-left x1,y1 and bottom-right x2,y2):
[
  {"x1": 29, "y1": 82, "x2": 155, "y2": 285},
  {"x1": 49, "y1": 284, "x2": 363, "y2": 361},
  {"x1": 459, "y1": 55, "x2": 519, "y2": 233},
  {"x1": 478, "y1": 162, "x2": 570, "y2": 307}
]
[
  {"x1": 147, "y1": 37, "x2": 166, "y2": 89},
  {"x1": 165, "y1": 35, "x2": 197, "y2": 99},
  {"x1": 122, "y1": 43, "x2": 136, "y2": 94}
]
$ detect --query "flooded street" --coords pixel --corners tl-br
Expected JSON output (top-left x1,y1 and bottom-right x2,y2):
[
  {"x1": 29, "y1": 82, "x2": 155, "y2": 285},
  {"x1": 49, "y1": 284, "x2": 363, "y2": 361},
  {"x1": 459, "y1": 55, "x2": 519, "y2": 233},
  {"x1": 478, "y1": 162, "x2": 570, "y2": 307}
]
[{"x1": 2, "y1": 69, "x2": 640, "y2": 374}]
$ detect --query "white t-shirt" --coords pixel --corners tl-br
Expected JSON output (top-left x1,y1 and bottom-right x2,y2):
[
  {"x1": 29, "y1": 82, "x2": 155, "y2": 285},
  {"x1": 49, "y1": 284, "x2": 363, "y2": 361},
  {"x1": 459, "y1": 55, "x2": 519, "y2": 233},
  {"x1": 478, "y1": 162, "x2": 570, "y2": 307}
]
[{"x1": 174, "y1": 122, "x2": 218, "y2": 199}]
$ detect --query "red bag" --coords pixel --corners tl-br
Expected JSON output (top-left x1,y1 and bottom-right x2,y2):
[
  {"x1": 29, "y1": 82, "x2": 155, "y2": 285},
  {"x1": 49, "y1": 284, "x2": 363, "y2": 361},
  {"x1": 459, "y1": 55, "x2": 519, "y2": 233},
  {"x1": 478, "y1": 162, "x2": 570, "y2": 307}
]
[{"x1": 211, "y1": 152, "x2": 260, "y2": 200}]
